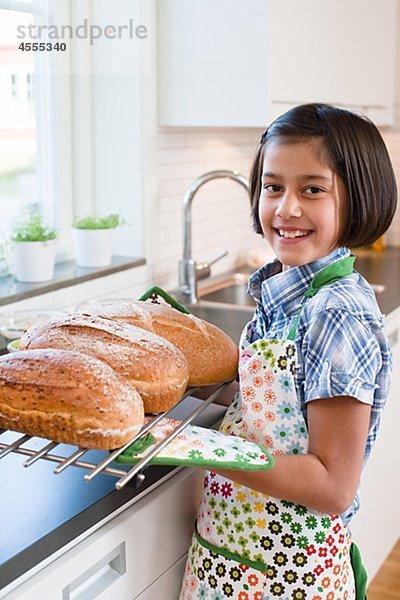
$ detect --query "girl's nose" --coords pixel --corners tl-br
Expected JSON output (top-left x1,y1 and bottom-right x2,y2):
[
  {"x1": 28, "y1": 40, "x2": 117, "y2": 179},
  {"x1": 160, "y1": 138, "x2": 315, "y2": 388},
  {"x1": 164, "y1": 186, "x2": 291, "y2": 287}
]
[{"x1": 275, "y1": 191, "x2": 302, "y2": 219}]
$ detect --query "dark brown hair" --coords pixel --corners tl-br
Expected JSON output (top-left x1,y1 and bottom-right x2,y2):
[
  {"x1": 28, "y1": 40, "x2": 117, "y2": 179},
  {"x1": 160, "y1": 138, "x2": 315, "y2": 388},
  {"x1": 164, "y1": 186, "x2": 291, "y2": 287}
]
[{"x1": 249, "y1": 103, "x2": 398, "y2": 248}]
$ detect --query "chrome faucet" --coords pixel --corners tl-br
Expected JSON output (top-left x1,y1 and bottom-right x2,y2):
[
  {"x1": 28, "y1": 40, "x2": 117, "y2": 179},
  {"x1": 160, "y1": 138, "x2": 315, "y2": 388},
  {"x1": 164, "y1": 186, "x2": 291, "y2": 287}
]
[{"x1": 178, "y1": 169, "x2": 250, "y2": 304}]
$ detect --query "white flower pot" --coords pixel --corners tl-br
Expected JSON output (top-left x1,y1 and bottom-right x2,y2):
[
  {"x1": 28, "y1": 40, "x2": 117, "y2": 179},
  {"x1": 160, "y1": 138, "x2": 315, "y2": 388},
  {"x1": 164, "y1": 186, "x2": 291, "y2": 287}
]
[
  {"x1": 13, "y1": 240, "x2": 56, "y2": 283},
  {"x1": 73, "y1": 228, "x2": 113, "y2": 268}
]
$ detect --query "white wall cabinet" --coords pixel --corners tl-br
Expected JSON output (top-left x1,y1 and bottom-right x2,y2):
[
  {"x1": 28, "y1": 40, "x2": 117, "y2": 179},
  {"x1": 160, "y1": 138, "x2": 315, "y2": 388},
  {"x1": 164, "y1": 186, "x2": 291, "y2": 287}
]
[
  {"x1": 351, "y1": 307, "x2": 400, "y2": 581},
  {"x1": 158, "y1": 0, "x2": 398, "y2": 127},
  {"x1": 1, "y1": 468, "x2": 203, "y2": 600}
]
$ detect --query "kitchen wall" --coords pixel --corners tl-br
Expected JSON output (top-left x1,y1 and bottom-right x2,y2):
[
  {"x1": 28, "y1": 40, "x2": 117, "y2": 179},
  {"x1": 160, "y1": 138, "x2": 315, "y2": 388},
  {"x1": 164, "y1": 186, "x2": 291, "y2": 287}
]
[
  {"x1": 1, "y1": 124, "x2": 400, "y2": 314},
  {"x1": 81, "y1": 123, "x2": 400, "y2": 298}
]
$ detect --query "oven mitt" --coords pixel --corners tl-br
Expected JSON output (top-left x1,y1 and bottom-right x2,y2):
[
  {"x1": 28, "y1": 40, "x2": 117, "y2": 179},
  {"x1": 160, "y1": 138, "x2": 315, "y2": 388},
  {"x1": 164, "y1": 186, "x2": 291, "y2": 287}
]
[
  {"x1": 131, "y1": 288, "x2": 270, "y2": 470},
  {"x1": 115, "y1": 417, "x2": 274, "y2": 471},
  {"x1": 138, "y1": 285, "x2": 192, "y2": 314}
]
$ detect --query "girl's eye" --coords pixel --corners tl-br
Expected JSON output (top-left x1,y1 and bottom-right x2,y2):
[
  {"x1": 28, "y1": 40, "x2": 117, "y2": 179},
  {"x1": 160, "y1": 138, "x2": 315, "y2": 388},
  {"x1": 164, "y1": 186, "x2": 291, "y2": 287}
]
[
  {"x1": 305, "y1": 186, "x2": 324, "y2": 194},
  {"x1": 263, "y1": 184, "x2": 282, "y2": 193}
]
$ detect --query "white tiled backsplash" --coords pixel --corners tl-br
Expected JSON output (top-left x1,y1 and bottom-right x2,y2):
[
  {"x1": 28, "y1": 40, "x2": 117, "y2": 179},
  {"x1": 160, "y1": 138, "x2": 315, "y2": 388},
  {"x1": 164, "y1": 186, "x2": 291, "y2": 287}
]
[
  {"x1": 1, "y1": 126, "x2": 400, "y2": 314},
  {"x1": 152, "y1": 128, "x2": 269, "y2": 290}
]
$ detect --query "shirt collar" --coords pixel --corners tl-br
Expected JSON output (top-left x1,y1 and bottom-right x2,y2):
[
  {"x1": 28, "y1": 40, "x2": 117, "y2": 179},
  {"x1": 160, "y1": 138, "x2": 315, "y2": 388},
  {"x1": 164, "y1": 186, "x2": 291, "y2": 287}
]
[{"x1": 248, "y1": 247, "x2": 350, "y2": 317}]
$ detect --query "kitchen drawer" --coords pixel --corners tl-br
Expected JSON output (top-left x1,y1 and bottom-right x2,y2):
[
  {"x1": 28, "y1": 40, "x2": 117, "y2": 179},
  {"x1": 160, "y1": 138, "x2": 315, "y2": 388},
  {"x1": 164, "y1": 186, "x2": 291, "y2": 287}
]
[
  {"x1": 133, "y1": 555, "x2": 187, "y2": 599},
  {"x1": 2, "y1": 468, "x2": 203, "y2": 600}
]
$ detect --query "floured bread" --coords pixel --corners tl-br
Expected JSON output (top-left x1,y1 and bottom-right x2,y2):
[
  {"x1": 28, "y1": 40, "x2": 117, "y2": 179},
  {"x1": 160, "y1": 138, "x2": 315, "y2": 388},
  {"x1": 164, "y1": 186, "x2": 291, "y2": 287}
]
[
  {"x1": 19, "y1": 314, "x2": 190, "y2": 413},
  {"x1": 78, "y1": 300, "x2": 239, "y2": 387},
  {"x1": 0, "y1": 348, "x2": 144, "y2": 449}
]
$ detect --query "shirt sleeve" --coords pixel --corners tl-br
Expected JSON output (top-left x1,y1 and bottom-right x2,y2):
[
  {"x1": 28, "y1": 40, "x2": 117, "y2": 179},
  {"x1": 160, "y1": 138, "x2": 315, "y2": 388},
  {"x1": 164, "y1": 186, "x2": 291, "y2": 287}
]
[{"x1": 302, "y1": 307, "x2": 383, "y2": 405}]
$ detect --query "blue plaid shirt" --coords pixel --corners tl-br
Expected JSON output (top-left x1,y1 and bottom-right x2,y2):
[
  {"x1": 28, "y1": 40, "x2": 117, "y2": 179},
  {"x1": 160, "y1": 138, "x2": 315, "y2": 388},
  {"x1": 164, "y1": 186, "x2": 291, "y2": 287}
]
[{"x1": 247, "y1": 247, "x2": 392, "y2": 526}]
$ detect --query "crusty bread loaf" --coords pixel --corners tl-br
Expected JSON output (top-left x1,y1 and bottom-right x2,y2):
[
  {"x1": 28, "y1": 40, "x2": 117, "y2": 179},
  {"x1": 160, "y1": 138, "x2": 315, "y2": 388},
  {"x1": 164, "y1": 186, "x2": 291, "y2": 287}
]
[
  {"x1": 0, "y1": 349, "x2": 144, "y2": 449},
  {"x1": 19, "y1": 314, "x2": 190, "y2": 413},
  {"x1": 78, "y1": 301, "x2": 239, "y2": 386}
]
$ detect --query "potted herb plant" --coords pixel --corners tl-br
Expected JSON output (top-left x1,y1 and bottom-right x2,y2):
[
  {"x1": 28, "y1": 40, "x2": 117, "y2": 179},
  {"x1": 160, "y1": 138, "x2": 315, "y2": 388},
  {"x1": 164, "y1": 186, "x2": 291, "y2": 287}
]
[
  {"x1": 11, "y1": 214, "x2": 57, "y2": 283},
  {"x1": 72, "y1": 214, "x2": 123, "y2": 268}
]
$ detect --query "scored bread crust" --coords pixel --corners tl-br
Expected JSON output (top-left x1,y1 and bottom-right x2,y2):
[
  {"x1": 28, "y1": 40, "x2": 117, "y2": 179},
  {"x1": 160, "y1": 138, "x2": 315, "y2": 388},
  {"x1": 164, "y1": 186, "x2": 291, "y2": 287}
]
[
  {"x1": 0, "y1": 348, "x2": 144, "y2": 449},
  {"x1": 78, "y1": 301, "x2": 239, "y2": 387},
  {"x1": 19, "y1": 314, "x2": 190, "y2": 413}
]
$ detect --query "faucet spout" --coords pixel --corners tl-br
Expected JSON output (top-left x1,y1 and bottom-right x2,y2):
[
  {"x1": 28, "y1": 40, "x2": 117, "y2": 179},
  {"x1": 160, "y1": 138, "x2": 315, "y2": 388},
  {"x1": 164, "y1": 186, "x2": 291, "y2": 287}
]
[{"x1": 178, "y1": 170, "x2": 250, "y2": 304}]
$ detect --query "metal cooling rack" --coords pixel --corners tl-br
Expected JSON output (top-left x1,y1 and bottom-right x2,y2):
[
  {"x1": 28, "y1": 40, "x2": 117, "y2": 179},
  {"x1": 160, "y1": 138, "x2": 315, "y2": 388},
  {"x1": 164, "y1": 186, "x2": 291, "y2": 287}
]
[{"x1": 0, "y1": 382, "x2": 229, "y2": 491}]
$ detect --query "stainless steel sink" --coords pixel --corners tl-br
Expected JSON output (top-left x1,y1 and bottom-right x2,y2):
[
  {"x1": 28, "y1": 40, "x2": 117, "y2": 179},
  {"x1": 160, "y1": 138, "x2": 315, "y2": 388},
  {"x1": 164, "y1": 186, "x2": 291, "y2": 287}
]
[{"x1": 198, "y1": 273, "x2": 255, "y2": 308}]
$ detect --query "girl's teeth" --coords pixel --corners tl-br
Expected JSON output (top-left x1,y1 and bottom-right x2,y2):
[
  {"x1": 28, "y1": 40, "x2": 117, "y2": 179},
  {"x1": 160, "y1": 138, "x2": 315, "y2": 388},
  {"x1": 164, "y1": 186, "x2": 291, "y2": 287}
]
[{"x1": 278, "y1": 229, "x2": 309, "y2": 239}]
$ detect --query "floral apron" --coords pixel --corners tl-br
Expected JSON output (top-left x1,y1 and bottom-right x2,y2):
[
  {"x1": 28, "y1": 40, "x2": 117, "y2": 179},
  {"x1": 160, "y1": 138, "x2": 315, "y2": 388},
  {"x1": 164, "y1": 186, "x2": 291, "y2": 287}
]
[{"x1": 180, "y1": 257, "x2": 358, "y2": 600}]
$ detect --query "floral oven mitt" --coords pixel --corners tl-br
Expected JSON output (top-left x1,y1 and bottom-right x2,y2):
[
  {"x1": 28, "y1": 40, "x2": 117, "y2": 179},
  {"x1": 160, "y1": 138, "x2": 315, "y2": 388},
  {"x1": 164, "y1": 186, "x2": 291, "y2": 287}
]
[{"x1": 116, "y1": 417, "x2": 274, "y2": 471}]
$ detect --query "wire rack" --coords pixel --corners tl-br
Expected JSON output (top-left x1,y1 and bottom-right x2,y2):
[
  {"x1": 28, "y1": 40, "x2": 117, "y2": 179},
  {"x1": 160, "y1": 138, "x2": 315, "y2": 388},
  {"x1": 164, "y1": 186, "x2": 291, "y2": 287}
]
[{"x1": 0, "y1": 382, "x2": 229, "y2": 491}]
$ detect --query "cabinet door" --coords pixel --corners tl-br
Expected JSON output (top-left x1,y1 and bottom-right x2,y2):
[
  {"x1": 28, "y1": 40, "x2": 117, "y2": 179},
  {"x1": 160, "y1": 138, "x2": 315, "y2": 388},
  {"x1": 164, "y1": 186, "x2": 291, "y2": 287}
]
[
  {"x1": 3, "y1": 469, "x2": 203, "y2": 600},
  {"x1": 268, "y1": 0, "x2": 397, "y2": 125},
  {"x1": 350, "y1": 309, "x2": 400, "y2": 581},
  {"x1": 158, "y1": 0, "x2": 397, "y2": 127},
  {"x1": 158, "y1": 0, "x2": 269, "y2": 127}
]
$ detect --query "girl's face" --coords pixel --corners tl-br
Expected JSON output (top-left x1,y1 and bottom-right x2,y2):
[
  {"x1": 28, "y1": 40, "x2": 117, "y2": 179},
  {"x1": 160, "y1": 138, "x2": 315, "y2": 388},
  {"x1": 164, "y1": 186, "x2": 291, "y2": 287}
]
[{"x1": 259, "y1": 138, "x2": 346, "y2": 268}]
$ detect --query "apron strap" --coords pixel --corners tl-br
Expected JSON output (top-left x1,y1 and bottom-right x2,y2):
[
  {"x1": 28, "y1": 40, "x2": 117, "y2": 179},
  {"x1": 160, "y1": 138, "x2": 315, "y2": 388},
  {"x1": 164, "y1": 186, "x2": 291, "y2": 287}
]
[{"x1": 287, "y1": 255, "x2": 355, "y2": 341}]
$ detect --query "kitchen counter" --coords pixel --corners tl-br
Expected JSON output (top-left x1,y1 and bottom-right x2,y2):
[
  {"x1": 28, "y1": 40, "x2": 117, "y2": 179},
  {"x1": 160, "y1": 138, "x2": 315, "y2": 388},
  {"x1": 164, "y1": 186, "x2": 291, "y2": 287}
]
[
  {"x1": 198, "y1": 246, "x2": 400, "y2": 317},
  {"x1": 0, "y1": 396, "x2": 226, "y2": 595},
  {"x1": 352, "y1": 246, "x2": 400, "y2": 316},
  {"x1": 190, "y1": 247, "x2": 400, "y2": 345},
  {"x1": 0, "y1": 255, "x2": 145, "y2": 308}
]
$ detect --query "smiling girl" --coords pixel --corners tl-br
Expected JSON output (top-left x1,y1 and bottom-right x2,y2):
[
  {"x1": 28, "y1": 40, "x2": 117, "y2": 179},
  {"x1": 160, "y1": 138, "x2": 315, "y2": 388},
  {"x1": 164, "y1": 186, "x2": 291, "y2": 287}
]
[{"x1": 179, "y1": 103, "x2": 397, "y2": 599}]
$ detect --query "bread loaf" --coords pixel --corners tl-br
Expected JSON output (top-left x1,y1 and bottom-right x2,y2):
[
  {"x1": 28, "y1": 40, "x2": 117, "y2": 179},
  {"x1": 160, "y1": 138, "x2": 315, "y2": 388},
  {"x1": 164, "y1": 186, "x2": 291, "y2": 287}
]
[
  {"x1": 19, "y1": 314, "x2": 189, "y2": 413},
  {"x1": 78, "y1": 301, "x2": 239, "y2": 386},
  {"x1": 0, "y1": 349, "x2": 144, "y2": 449}
]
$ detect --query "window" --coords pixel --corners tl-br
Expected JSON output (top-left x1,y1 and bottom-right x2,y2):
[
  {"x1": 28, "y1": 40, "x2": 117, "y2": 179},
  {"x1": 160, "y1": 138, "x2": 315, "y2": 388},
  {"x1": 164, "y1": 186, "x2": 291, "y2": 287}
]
[
  {"x1": 0, "y1": 6, "x2": 42, "y2": 237},
  {"x1": 0, "y1": 0, "x2": 146, "y2": 266}
]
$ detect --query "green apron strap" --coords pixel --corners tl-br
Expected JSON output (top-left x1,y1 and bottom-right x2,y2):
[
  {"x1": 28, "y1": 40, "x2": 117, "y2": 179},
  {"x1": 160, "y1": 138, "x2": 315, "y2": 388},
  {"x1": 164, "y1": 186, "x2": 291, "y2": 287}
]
[
  {"x1": 350, "y1": 542, "x2": 368, "y2": 599},
  {"x1": 287, "y1": 255, "x2": 355, "y2": 341}
]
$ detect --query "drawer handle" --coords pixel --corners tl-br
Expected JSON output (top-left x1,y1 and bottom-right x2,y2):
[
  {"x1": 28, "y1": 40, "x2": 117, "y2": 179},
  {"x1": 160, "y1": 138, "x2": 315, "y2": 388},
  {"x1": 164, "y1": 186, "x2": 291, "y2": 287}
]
[
  {"x1": 62, "y1": 542, "x2": 126, "y2": 600},
  {"x1": 388, "y1": 328, "x2": 399, "y2": 347}
]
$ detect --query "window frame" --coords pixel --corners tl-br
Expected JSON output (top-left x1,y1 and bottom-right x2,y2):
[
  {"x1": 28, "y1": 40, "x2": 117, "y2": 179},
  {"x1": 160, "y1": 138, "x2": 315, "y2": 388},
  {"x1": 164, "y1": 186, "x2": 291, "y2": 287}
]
[
  {"x1": 0, "y1": 0, "x2": 74, "y2": 261},
  {"x1": 1, "y1": 0, "x2": 147, "y2": 264}
]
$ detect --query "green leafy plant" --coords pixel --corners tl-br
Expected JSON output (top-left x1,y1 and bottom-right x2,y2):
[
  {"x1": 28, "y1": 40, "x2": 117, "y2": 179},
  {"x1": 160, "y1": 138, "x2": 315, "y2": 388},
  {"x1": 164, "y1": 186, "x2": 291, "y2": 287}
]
[
  {"x1": 11, "y1": 214, "x2": 57, "y2": 242},
  {"x1": 72, "y1": 214, "x2": 124, "y2": 230}
]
